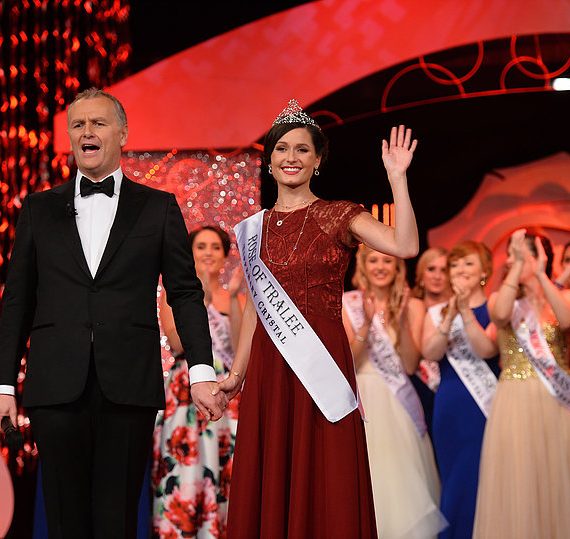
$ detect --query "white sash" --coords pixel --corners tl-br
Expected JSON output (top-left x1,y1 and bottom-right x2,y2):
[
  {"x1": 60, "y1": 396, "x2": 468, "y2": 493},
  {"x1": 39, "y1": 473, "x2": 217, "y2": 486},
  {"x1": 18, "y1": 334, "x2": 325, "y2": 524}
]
[
  {"x1": 234, "y1": 210, "x2": 357, "y2": 423},
  {"x1": 429, "y1": 303, "x2": 497, "y2": 417},
  {"x1": 512, "y1": 298, "x2": 570, "y2": 409},
  {"x1": 207, "y1": 304, "x2": 234, "y2": 371},
  {"x1": 343, "y1": 290, "x2": 427, "y2": 436}
]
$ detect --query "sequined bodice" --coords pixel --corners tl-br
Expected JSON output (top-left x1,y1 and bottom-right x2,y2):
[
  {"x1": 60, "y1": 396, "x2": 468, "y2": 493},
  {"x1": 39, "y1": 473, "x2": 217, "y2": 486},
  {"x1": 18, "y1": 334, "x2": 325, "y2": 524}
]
[
  {"x1": 261, "y1": 199, "x2": 365, "y2": 321},
  {"x1": 499, "y1": 322, "x2": 569, "y2": 381}
]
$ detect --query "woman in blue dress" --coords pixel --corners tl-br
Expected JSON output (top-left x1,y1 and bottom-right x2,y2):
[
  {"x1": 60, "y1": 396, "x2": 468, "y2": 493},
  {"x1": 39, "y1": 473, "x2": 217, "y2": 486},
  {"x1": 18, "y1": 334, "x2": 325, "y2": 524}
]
[{"x1": 421, "y1": 241, "x2": 499, "y2": 539}]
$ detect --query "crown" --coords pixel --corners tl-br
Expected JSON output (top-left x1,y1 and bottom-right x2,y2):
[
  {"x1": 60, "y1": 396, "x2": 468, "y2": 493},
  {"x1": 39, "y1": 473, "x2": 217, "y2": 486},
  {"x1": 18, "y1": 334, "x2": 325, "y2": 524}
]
[{"x1": 272, "y1": 99, "x2": 321, "y2": 130}]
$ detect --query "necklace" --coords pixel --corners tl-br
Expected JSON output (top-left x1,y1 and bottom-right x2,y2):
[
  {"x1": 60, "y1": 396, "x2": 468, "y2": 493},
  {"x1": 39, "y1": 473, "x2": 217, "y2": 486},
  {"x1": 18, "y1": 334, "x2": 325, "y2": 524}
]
[
  {"x1": 265, "y1": 202, "x2": 313, "y2": 266},
  {"x1": 274, "y1": 199, "x2": 313, "y2": 226},
  {"x1": 273, "y1": 209, "x2": 296, "y2": 228}
]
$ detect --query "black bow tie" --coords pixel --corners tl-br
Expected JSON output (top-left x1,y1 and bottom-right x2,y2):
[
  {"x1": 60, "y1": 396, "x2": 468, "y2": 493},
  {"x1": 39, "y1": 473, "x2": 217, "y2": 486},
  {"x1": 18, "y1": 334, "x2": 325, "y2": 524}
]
[{"x1": 80, "y1": 175, "x2": 115, "y2": 198}]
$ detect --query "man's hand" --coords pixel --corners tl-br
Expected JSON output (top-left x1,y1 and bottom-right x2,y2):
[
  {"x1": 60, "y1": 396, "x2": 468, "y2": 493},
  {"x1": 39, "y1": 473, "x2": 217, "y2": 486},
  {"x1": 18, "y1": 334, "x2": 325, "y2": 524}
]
[
  {"x1": 0, "y1": 394, "x2": 17, "y2": 433},
  {"x1": 190, "y1": 381, "x2": 227, "y2": 422}
]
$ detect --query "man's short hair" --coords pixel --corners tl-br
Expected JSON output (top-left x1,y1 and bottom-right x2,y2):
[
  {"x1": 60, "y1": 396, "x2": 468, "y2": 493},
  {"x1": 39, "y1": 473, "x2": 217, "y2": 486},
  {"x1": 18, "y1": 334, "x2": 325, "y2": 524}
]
[{"x1": 67, "y1": 88, "x2": 127, "y2": 127}]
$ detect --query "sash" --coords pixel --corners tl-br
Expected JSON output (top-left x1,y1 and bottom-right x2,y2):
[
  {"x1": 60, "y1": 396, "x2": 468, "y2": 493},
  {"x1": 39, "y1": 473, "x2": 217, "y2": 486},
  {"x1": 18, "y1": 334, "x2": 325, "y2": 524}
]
[
  {"x1": 429, "y1": 303, "x2": 497, "y2": 417},
  {"x1": 207, "y1": 304, "x2": 234, "y2": 371},
  {"x1": 343, "y1": 290, "x2": 427, "y2": 436},
  {"x1": 234, "y1": 210, "x2": 357, "y2": 423},
  {"x1": 511, "y1": 298, "x2": 570, "y2": 409}
]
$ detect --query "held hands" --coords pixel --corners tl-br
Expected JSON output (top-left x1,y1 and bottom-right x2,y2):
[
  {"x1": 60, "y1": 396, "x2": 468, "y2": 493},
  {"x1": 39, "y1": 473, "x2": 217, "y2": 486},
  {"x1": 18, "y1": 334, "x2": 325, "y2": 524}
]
[
  {"x1": 381, "y1": 125, "x2": 418, "y2": 178},
  {"x1": 219, "y1": 371, "x2": 244, "y2": 401},
  {"x1": 190, "y1": 381, "x2": 228, "y2": 422}
]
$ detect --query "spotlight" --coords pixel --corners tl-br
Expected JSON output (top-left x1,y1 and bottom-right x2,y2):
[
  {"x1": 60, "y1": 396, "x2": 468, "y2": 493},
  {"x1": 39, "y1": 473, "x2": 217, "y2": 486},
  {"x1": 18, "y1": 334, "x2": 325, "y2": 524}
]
[{"x1": 552, "y1": 78, "x2": 570, "y2": 91}]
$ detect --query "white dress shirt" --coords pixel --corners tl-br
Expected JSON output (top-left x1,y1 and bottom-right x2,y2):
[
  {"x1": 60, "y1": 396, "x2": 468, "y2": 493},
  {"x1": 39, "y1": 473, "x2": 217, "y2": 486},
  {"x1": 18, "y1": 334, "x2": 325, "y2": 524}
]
[
  {"x1": 0, "y1": 168, "x2": 214, "y2": 396},
  {"x1": 75, "y1": 168, "x2": 122, "y2": 277}
]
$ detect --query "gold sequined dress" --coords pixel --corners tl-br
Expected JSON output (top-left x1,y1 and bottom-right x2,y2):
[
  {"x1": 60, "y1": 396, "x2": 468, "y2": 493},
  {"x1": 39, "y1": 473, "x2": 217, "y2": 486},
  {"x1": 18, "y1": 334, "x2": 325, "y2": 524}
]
[{"x1": 473, "y1": 322, "x2": 570, "y2": 539}]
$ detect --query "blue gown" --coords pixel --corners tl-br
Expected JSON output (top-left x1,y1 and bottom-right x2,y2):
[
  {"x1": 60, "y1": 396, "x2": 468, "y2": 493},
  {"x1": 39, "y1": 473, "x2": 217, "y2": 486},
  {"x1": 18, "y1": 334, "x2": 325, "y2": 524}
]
[{"x1": 432, "y1": 303, "x2": 500, "y2": 539}]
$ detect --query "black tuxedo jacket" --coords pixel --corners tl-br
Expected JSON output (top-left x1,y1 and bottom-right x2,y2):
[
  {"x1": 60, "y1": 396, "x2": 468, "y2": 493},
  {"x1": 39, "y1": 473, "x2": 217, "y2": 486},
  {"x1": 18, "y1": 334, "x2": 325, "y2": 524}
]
[{"x1": 0, "y1": 177, "x2": 212, "y2": 408}]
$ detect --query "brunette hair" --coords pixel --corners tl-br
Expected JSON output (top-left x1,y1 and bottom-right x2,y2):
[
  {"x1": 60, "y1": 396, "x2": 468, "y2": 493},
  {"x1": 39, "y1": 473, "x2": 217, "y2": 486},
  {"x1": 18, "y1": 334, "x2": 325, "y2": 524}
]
[
  {"x1": 263, "y1": 122, "x2": 329, "y2": 167},
  {"x1": 412, "y1": 247, "x2": 448, "y2": 299},
  {"x1": 189, "y1": 226, "x2": 231, "y2": 257},
  {"x1": 519, "y1": 229, "x2": 554, "y2": 279}
]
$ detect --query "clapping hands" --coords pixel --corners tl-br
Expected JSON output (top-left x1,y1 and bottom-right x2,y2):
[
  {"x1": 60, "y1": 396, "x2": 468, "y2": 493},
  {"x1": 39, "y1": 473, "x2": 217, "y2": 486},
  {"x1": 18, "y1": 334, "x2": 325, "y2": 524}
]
[{"x1": 227, "y1": 265, "x2": 244, "y2": 298}]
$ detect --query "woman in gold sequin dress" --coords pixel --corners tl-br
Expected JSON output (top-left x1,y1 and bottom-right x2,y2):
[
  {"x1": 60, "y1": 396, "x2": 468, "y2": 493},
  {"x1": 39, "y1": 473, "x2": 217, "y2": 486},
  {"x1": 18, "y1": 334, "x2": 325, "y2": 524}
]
[{"x1": 473, "y1": 229, "x2": 570, "y2": 539}]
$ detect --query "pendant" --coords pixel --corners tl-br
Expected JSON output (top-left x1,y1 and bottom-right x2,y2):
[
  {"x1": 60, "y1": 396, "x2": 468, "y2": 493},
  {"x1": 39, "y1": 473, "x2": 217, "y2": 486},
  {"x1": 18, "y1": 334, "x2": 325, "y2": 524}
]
[{"x1": 276, "y1": 220, "x2": 283, "y2": 226}]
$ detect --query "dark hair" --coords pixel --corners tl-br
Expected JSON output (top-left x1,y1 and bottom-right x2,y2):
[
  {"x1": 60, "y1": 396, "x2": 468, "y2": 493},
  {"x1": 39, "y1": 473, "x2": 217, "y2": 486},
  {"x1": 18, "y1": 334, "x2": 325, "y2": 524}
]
[
  {"x1": 524, "y1": 230, "x2": 554, "y2": 278},
  {"x1": 189, "y1": 226, "x2": 231, "y2": 256},
  {"x1": 68, "y1": 87, "x2": 127, "y2": 127},
  {"x1": 263, "y1": 122, "x2": 329, "y2": 167}
]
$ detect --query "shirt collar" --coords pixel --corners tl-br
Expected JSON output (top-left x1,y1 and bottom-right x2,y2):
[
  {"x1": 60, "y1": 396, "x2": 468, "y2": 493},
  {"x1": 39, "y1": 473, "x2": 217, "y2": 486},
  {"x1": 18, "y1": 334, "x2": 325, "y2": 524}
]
[{"x1": 74, "y1": 167, "x2": 124, "y2": 198}]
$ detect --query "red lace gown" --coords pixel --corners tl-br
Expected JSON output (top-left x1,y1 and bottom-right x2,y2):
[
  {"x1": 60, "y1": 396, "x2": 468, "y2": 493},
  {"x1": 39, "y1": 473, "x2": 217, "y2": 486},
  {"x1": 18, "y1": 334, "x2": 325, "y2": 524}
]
[{"x1": 227, "y1": 200, "x2": 377, "y2": 539}]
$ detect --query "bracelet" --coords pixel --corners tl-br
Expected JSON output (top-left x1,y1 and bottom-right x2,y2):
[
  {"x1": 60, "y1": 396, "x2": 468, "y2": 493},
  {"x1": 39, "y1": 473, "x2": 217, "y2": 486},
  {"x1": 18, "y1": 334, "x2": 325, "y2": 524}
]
[
  {"x1": 501, "y1": 282, "x2": 518, "y2": 291},
  {"x1": 354, "y1": 334, "x2": 366, "y2": 343},
  {"x1": 553, "y1": 280, "x2": 565, "y2": 290}
]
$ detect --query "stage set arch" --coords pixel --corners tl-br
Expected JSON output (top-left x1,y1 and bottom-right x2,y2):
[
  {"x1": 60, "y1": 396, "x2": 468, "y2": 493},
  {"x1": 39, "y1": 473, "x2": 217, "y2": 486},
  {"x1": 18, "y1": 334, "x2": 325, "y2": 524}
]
[{"x1": 52, "y1": 0, "x2": 570, "y2": 283}]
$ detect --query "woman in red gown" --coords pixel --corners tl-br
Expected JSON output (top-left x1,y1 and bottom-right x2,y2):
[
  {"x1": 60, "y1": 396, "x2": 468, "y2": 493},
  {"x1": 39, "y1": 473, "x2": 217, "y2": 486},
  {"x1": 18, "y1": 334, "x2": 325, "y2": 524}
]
[{"x1": 221, "y1": 100, "x2": 419, "y2": 539}]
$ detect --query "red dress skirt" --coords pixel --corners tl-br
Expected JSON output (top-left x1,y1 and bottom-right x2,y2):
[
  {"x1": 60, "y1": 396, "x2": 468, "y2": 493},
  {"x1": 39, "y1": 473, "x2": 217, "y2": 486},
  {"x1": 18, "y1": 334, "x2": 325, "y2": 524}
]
[{"x1": 227, "y1": 200, "x2": 377, "y2": 539}]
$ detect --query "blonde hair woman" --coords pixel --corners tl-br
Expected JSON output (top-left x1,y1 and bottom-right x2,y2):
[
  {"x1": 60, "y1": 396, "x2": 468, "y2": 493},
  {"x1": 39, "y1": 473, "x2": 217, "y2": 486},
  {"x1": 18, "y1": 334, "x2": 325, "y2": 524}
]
[{"x1": 343, "y1": 245, "x2": 446, "y2": 539}]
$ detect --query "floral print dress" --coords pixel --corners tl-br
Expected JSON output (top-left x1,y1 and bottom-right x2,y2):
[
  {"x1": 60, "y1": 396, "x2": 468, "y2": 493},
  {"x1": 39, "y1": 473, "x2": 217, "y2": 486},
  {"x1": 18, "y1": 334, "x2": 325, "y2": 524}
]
[{"x1": 152, "y1": 307, "x2": 239, "y2": 539}]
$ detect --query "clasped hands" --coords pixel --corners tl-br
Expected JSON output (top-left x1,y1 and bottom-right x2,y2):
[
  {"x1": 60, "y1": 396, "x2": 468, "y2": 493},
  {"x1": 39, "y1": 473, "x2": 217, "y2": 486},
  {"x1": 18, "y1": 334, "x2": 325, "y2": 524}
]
[{"x1": 191, "y1": 371, "x2": 244, "y2": 421}]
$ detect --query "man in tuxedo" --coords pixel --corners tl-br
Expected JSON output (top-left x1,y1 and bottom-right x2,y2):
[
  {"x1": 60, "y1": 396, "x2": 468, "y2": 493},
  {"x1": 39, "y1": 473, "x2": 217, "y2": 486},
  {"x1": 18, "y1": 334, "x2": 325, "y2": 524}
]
[{"x1": 0, "y1": 88, "x2": 226, "y2": 538}]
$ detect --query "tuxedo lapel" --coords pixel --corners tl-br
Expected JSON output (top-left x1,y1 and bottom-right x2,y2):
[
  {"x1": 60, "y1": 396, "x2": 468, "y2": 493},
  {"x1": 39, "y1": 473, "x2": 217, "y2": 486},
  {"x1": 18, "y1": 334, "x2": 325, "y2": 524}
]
[
  {"x1": 51, "y1": 180, "x2": 93, "y2": 281},
  {"x1": 94, "y1": 178, "x2": 149, "y2": 281}
]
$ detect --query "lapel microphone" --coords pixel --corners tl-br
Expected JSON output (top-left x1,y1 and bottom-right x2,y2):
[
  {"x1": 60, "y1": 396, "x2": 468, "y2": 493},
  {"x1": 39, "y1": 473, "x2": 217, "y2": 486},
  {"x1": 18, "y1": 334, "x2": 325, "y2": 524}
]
[{"x1": 66, "y1": 201, "x2": 78, "y2": 218}]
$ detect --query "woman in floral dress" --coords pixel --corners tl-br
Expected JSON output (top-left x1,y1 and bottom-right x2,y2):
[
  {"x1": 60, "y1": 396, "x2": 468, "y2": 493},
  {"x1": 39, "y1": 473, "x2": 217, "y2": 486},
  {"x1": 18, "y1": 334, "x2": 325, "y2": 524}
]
[{"x1": 152, "y1": 226, "x2": 244, "y2": 539}]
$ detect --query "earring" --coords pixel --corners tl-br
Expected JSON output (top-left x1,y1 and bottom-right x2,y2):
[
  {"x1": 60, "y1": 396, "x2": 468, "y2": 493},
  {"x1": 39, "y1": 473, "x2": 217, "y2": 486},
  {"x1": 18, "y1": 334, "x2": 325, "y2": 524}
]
[
  {"x1": 268, "y1": 164, "x2": 272, "y2": 175},
  {"x1": 314, "y1": 167, "x2": 320, "y2": 176},
  {"x1": 480, "y1": 275, "x2": 487, "y2": 287}
]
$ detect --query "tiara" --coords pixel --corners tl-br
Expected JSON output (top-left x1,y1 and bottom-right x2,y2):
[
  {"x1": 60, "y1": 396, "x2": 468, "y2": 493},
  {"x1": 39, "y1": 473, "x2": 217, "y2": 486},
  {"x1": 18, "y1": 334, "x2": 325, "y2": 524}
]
[{"x1": 272, "y1": 99, "x2": 321, "y2": 130}]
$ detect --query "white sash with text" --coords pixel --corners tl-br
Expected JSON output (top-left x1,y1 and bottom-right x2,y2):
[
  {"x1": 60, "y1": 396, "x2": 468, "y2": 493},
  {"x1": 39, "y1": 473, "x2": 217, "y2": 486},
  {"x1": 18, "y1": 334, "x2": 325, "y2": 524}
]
[
  {"x1": 512, "y1": 298, "x2": 570, "y2": 409},
  {"x1": 207, "y1": 304, "x2": 234, "y2": 371},
  {"x1": 429, "y1": 303, "x2": 497, "y2": 417},
  {"x1": 234, "y1": 211, "x2": 357, "y2": 423},
  {"x1": 343, "y1": 290, "x2": 427, "y2": 436}
]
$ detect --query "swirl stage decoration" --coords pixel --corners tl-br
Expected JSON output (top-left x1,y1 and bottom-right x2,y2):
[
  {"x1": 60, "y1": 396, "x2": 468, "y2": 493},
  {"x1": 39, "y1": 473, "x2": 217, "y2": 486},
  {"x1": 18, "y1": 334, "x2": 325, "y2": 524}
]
[{"x1": 380, "y1": 35, "x2": 570, "y2": 113}]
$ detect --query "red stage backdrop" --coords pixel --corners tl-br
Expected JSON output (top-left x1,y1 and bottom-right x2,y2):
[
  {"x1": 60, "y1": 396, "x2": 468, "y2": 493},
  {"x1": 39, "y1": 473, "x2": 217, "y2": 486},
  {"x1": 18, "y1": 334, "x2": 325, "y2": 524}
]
[
  {"x1": 53, "y1": 0, "x2": 570, "y2": 151},
  {"x1": 121, "y1": 149, "x2": 262, "y2": 380},
  {"x1": 429, "y1": 152, "x2": 570, "y2": 291}
]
